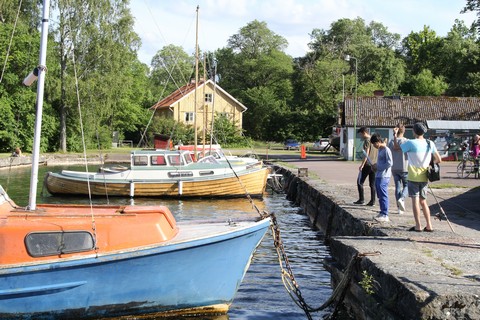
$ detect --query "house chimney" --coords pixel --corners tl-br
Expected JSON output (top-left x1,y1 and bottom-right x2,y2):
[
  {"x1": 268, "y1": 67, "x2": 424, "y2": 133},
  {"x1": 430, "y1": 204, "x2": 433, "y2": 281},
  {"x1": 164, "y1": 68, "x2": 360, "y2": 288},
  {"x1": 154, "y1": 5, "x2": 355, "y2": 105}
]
[{"x1": 373, "y1": 90, "x2": 384, "y2": 97}]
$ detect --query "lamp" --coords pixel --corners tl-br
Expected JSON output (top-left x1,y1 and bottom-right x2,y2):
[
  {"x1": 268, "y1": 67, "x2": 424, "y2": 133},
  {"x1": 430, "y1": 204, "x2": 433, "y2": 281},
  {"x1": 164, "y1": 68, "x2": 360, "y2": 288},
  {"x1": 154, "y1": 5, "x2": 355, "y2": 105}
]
[{"x1": 345, "y1": 55, "x2": 357, "y2": 161}]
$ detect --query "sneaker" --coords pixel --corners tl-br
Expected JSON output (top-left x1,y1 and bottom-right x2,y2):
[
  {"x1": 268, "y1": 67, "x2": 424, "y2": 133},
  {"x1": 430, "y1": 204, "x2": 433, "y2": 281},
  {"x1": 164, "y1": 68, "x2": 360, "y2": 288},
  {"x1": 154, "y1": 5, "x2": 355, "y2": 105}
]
[
  {"x1": 366, "y1": 201, "x2": 375, "y2": 206},
  {"x1": 397, "y1": 209, "x2": 404, "y2": 215},
  {"x1": 397, "y1": 198, "x2": 406, "y2": 212},
  {"x1": 353, "y1": 200, "x2": 365, "y2": 205},
  {"x1": 374, "y1": 214, "x2": 389, "y2": 222}
]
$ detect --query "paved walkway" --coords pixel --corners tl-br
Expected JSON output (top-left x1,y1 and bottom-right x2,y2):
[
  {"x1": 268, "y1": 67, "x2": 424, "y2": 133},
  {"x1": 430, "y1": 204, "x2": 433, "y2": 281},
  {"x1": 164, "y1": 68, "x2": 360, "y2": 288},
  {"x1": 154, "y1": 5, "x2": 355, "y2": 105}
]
[{"x1": 268, "y1": 153, "x2": 479, "y2": 234}]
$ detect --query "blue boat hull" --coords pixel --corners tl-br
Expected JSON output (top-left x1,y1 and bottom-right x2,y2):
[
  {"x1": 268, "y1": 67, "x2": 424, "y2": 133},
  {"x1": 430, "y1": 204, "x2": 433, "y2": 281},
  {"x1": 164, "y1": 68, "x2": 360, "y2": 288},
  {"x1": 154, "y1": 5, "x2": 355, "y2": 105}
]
[{"x1": 0, "y1": 219, "x2": 270, "y2": 319}]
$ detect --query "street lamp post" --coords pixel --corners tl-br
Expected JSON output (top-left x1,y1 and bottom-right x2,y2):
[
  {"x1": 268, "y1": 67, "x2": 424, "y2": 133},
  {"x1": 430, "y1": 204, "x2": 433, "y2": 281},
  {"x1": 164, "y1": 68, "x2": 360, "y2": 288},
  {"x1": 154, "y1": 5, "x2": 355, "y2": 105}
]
[{"x1": 345, "y1": 55, "x2": 357, "y2": 161}]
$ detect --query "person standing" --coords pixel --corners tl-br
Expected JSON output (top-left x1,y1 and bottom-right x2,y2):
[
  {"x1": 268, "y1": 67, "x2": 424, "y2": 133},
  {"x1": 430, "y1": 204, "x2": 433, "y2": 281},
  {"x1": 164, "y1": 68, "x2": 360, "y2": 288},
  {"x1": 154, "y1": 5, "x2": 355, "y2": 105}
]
[
  {"x1": 472, "y1": 134, "x2": 480, "y2": 174},
  {"x1": 400, "y1": 122, "x2": 442, "y2": 232},
  {"x1": 354, "y1": 127, "x2": 378, "y2": 206},
  {"x1": 388, "y1": 124, "x2": 408, "y2": 214},
  {"x1": 370, "y1": 133, "x2": 393, "y2": 222}
]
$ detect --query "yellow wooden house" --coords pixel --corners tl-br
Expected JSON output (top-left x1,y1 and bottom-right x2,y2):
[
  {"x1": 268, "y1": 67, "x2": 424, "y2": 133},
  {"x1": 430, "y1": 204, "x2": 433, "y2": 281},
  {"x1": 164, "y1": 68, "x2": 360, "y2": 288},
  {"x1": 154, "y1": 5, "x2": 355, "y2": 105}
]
[{"x1": 150, "y1": 79, "x2": 247, "y2": 136}]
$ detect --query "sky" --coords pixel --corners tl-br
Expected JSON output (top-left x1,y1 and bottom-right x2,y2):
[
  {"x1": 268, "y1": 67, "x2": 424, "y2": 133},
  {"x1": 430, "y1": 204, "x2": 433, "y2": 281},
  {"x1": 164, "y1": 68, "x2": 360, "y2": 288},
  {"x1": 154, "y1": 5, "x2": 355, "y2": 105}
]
[{"x1": 130, "y1": 0, "x2": 478, "y2": 65}]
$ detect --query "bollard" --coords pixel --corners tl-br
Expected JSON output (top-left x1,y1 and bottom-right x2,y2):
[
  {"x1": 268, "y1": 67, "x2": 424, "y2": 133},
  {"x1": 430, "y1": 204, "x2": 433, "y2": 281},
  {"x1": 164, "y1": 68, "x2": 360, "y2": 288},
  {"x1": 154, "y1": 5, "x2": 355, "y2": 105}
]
[
  {"x1": 300, "y1": 145, "x2": 306, "y2": 159},
  {"x1": 298, "y1": 168, "x2": 308, "y2": 177}
]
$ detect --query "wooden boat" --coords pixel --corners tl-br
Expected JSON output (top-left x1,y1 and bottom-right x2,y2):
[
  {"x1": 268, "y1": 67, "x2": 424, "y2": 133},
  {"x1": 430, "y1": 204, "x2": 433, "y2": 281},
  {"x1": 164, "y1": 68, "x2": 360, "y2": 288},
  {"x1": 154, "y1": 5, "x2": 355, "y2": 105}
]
[
  {"x1": 45, "y1": 149, "x2": 270, "y2": 198},
  {"x1": 0, "y1": 186, "x2": 270, "y2": 318},
  {"x1": 0, "y1": 2, "x2": 270, "y2": 318}
]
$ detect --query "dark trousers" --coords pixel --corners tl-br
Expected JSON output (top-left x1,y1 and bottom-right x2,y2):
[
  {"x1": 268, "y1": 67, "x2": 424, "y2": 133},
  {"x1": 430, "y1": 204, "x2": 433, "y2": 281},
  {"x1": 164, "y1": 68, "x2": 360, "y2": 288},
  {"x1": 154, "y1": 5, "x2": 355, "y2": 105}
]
[{"x1": 357, "y1": 164, "x2": 376, "y2": 203}]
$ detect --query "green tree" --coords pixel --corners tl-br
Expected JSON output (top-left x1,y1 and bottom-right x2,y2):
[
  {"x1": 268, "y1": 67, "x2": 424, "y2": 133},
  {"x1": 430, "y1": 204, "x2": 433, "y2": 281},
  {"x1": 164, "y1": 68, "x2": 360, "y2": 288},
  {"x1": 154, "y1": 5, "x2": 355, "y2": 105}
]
[
  {"x1": 50, "y1": 0, "x2": 148, "y2": 151},
  {"x1": 437, "y1": 20, "x2": 480, "y2": 95},
  {"x1": 296, "y1": 18, "x2": 404, "y2": 139},
  {"x1": 401, "y1": 26, "x2": 442, "y2": 75},
  {"x1": 227, "y1": 20, "x2": 288, "y2": 58},
  {"x1": 209, "y1": 114, "x2": 248, "y2": 147},
  {"x1": 216, "y1": 20, "x2": 293, "y2": 140},
  {"x1": 147, "y1": 116, "x2": 194, "y2": 146},
  {"x1": 409, "y1": 69, "x2": 448, "y2": 95},
  {"x1": 149, "y1": 44, "x2": 195, "y2": 101},
  {"x1": 0, "y1": 0, "x2": 58, "y2": 153}
]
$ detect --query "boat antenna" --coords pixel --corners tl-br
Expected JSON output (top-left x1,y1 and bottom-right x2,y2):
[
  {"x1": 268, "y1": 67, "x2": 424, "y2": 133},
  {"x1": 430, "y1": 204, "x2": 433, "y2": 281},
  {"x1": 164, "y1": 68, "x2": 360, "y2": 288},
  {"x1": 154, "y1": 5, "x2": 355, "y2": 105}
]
[{"x1": 27, "y1": 0, "x2": 50, "y2": 211}]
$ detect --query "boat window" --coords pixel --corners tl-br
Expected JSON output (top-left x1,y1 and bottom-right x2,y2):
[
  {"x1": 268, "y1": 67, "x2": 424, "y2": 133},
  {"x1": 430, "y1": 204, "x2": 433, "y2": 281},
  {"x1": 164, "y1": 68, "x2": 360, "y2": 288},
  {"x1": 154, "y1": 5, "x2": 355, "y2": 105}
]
[
  {"x1": 151, "y1": 155, "x2": 166, "y2": 166},
  {"x1": 133, "y1": 155, "x2": 148, "y2": 166},
  {"x1": 184, "y1": 153, "x2": 193, "y2": 164},
  {"x1": 210, "y1": 151, "x2": 222, "y2": 159},
  {"x1": 199, "y1": 170, "x2": 214, "y2": 176},
  {"x1": 25, "y1": 231, "x2": 95, "y2": 257},
  {"x1": 168, "y1": 155, "x2": 183, "y2": 166}
]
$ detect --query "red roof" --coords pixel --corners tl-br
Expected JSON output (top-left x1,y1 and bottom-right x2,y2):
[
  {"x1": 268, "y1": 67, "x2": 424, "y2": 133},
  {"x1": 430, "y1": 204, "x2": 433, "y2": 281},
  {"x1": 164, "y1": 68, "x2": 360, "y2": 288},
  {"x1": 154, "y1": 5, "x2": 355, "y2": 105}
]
[{"x1": 150, "y1": 81, "x2": 205, "y2": 110}]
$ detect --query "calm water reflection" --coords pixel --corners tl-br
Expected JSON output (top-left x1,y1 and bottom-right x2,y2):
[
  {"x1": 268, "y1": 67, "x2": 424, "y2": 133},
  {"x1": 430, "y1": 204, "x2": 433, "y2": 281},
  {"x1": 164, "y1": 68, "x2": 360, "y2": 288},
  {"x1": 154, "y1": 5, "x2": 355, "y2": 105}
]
[{"x1": 0, "y1": 165, "x2": 333, "y2": 319}]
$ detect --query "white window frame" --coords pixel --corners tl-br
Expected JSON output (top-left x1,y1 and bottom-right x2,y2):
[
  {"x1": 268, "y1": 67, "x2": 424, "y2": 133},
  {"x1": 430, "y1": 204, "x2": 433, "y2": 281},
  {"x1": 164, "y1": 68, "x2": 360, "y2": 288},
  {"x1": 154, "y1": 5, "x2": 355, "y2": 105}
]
[
  {"x1": 205, "y1": 93, "x2": 213, "y2": 103},
  {"x1": 185, "y1": 112, "x2": 194, "y2": 123}
]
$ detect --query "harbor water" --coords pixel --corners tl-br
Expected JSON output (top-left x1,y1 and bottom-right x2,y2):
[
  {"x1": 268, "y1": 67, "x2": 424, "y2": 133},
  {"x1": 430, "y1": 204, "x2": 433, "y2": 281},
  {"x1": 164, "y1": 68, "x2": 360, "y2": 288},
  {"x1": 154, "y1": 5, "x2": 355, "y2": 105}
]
[{"x1": 0, "y1": 164, "x2": 334, "y2": 319}]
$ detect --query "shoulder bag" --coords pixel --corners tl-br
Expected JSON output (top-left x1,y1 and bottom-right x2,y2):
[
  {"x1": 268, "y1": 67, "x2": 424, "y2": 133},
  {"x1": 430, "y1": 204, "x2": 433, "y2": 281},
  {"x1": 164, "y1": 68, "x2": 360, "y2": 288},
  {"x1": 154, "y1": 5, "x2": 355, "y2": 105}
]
[{"x1": 426, "y1": 139, "x2": 440, "y2": 182}]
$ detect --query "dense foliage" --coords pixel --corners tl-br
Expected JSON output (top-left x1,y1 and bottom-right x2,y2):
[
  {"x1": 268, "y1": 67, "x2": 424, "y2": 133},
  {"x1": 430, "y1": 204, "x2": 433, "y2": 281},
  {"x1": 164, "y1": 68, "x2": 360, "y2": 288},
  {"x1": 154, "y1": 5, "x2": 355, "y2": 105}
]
[{"x1": 1, "y1": 1, "x2": 480, "y2": 153}]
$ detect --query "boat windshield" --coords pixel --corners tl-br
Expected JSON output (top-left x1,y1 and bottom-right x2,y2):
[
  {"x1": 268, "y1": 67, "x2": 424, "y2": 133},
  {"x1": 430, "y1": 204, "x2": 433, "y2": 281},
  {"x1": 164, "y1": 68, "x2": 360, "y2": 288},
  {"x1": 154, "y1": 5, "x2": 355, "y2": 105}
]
[{"x1": 197, "y1": 155, "x2": 220, "y2": 164}]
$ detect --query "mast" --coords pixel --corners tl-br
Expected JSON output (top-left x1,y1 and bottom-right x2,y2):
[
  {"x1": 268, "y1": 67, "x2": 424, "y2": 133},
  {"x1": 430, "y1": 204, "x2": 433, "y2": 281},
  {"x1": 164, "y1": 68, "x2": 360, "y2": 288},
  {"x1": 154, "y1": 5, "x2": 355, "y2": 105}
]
[
  {"x1": 202, "y1": 53, "x2": 206, "y2": 156},
  {"x1": 193, "y1": 5, "x2": 199, "y2": 159},
  {"x1": 28, "y1": 0, "x2": 51, "y2": 210},
  {"x1": 210, "y1": 60, "x2": 216, "y2": 147}
]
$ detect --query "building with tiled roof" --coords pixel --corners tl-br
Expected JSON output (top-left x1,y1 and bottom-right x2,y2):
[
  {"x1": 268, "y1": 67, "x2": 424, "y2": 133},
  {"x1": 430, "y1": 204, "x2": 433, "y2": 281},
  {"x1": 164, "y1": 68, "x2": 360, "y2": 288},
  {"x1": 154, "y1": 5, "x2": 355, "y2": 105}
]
[
  {"x1": 150, "y1": 79, "x2": 247, "y2": 135},
  {"x1": 337, "y1": 92, "x2": 480, "y2": 160}
]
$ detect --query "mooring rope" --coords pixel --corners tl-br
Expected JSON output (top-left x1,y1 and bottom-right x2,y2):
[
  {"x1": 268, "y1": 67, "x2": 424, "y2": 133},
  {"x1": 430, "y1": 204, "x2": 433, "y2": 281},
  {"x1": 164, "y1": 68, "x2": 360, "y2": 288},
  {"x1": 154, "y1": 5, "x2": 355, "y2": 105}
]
[{"x1": 269, "y1": 207, "x2": 382, "y2": 319}]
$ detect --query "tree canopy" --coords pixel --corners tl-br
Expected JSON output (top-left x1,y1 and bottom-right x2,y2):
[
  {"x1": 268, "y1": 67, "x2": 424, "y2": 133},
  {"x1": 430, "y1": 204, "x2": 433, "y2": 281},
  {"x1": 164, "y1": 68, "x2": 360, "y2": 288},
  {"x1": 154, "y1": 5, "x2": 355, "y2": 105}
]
[{"x1": 1, "y1": 1, "x2": 480, "y2": 152}]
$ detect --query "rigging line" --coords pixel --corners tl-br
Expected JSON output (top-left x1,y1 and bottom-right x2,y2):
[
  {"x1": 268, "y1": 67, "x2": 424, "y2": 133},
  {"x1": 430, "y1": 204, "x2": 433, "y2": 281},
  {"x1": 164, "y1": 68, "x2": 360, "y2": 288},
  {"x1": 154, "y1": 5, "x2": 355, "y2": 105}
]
[
  {"x1": 0, "y1": 0, "x2": 23, "y2": 84},
  {"x1": 138, "y1": 6, "x2": 204, "y2": 146},
  {"x1": 427, "y1": 188, "x2": 477, "y2": 215},
  {"x1": 65, "y1": 2, "x2": 98, "y2": 246},
  {"x1": 142, "y1": 0, "x2": 196, "y2": 86},
  {"x1": 209, "y1": 133, "x2": 263, "y2": 215}
]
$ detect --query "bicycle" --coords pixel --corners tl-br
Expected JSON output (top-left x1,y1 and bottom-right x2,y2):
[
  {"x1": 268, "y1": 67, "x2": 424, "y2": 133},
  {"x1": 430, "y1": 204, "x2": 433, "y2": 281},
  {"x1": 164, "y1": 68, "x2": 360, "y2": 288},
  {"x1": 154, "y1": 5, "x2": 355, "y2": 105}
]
[{"x1": 456, "y1": 150, "x2": 479, "y2": 178}]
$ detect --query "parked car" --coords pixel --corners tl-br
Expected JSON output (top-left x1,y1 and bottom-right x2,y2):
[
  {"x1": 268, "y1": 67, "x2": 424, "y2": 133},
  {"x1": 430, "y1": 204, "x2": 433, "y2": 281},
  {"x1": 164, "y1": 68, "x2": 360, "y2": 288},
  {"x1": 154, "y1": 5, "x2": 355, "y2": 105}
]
[
  {"x1": 284, "y1": 139, "x2": 300, "y2": 150},
  {"x1": 310, "y1": 138, "x2": 330, "y2": 151}
]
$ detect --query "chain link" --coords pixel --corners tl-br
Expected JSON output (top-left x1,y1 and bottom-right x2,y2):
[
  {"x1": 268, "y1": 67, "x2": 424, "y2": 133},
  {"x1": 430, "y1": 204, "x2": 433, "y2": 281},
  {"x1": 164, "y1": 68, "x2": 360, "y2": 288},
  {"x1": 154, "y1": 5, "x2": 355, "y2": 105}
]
[{"x1": 268, "y1": 211, "x2": 315, "y2": 320}]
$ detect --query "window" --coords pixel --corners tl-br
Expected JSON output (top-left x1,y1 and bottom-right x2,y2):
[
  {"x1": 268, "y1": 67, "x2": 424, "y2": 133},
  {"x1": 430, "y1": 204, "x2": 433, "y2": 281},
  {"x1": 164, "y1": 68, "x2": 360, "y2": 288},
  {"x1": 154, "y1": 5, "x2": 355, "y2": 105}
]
[
  {"x1": 133, "y1": 156, "x2": 148, "y2": 166},
  {"x1": 205, "y1": 93, "x2": 213, "y2": 103},
  {"x1": 185, "y1": 112, "x2": 194, "y2": 122},
  {"x1": 151, "y1": 155, "x2": 166, "y2": 166},
  {"x1": 168, "y1": 155, "x2": 183, "y2": 166},
  {"x1": 25, "y1": 231, "x2": 95, "y2": 257},
  {"x1": 219, "y1": 112, "x2": 229, "y2": 119}
]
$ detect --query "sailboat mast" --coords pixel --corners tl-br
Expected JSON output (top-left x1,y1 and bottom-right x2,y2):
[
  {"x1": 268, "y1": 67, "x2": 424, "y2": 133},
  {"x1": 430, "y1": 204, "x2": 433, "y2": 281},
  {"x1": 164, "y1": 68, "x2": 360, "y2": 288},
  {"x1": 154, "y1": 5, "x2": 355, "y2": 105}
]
[
  {"x1": 210, "y1": 60, "x2": 216, "y2": 147},
  {"x1": 193, "y1": 5, "x2": 199, "y2": 158},
  {"x1": 28, "y1": 0, "x2": 51, "y2": 211}
]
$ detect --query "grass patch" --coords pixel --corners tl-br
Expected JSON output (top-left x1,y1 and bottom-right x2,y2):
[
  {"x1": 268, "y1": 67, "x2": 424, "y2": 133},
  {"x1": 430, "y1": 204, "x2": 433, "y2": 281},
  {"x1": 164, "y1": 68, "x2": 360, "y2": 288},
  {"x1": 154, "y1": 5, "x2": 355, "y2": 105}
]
[
  {"x1": 429, "y1": 183, "x2": 469, "y2": 189},
  {"x1": 440, "y1": 263, "x2": 463, "y2": 276},
  {"x1": 422, "y1": 248, "x2": 434, "y2": 258}
]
